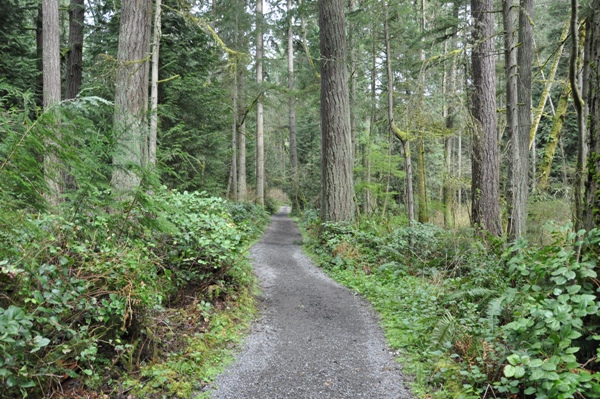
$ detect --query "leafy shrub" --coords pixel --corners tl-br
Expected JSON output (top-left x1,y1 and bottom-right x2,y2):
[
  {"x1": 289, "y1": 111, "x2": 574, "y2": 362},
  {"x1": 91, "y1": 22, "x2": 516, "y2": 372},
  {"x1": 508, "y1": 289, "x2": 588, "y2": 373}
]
[
  {"x1": 300, "y1": 212, "x2": 600, "y2": 398},
  {"x1": 0, "y1": 212, "x2": 165, "y2": 398},
  {"x1": 494, "y1": 226, "x2": 600, "y2": 398}
]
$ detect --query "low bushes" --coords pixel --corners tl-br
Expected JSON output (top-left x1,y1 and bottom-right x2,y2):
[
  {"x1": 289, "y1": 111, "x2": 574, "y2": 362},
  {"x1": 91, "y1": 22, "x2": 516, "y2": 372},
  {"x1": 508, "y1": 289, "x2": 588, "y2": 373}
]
[
  {"x1": 300, "y1": 213, "x2": 600, "y2": 398},
  {"x1": 0, "y1": 190, "x2": 269, "y2": 398}
]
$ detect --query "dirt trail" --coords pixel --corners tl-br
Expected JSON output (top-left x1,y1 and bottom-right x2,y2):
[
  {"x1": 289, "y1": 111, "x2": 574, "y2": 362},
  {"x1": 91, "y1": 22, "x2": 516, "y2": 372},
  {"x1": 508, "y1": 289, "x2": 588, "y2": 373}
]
[{"x1": 207, "y1": 207, "x2": 413, "y2": 398}]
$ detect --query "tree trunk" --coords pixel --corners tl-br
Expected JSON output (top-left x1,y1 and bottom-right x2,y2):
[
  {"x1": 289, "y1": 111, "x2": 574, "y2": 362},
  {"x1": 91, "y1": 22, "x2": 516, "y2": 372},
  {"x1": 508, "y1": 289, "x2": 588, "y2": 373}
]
[
  {"x1": 383, "y1": 1, "x2": 414, "y2": 226},
  {"x1": 416, "y1": 0, "x2": 428, "y2": 224},
  {"x1": 443, "y1": 2, "x2": 459, "y2": 229},
  {"x1": 504, "y1": 0, "x2": 519, "y2": 237},
  {"x1": 42, "y1": 0, "x2": 62, "y2": 205},
  {"x1": 239, "y1": 117, "x2": 247, "y2": 201},
  {"x1": 416, "y1": 138, "x2": 428, "y2": 223},
  {"x1": 319, "y1": 0, "x2": 355, "y2": 222},
  {"x1": 572, "y1": 0, "x2": 586, "y2": 230},
  {"x1": 112, "y1": 0, "x2": 152, "y2": 192},
  {"x1": 508, "y1": 0, "x2": 533, "y2": 239},
  {"x1": 288, "y1": 0, "x2": 299, "y2": 212},
  {"x1": 256, "y1": 0, "x2": 265, "y2": 205},
  {"x1": 363, "y1": 23, "x2": 377, "y2": 215},
  {"x1": 149, "y1": 0, "x2": 161, "y2": 167},
  {"x1": 65, "y1": 0, "x2": 84, "y2": 100},
  {"x1": 583, "y1": 1, "x2": 599, "y2": 230},
  {"x1": 538, "y1": 80, "x2": 571, "y2": 191},
  {"x1": 471, "y1": 0, "x2": 501, "y2": 236},
  {"x1": 231, "y1": 68, "x2": 238, "y2": 201}
]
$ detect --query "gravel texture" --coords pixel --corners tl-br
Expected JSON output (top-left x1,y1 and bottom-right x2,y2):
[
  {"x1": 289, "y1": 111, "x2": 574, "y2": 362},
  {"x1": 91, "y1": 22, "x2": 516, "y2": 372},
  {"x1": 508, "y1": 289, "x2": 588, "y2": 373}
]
[{"x1": 207, "y1": 207, "x2": 413, "y2": 399}]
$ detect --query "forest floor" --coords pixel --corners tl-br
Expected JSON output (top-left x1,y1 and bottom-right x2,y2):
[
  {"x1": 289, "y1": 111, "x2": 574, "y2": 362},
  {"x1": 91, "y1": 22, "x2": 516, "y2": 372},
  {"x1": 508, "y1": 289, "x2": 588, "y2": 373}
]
[{"x1": 204, "y1": 207, "x2": 413, "y2": 399}]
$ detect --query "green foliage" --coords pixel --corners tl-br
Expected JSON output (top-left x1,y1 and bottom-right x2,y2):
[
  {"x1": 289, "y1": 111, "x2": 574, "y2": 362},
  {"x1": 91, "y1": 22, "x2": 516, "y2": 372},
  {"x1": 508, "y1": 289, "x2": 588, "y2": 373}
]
[
  {"x1": 494, "y1": 226, "x2": 600, "y2": 398},
  {"x1": 300, "y1": 213, "x2": 600, "y2": 398},
  {"x1": 0, "y1": 92, "x2": 269, "y2": 396}
]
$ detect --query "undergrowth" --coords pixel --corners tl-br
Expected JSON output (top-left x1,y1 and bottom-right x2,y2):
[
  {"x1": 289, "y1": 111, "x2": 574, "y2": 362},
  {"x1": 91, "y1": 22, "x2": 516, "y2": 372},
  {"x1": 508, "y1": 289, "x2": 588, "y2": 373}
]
[
  {"x1": 300, "y1": 209, "x2": 600, "y2": 399},
  {"x1": 0, "y1": 92, "x2": 270, "y2": 398}
]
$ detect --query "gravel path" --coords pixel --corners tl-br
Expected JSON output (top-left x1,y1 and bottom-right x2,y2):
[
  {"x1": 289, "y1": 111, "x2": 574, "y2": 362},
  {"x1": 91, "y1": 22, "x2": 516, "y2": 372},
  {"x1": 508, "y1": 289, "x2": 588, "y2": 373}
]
[{"x1": 207, "y1": 207, "x2": 413, "y2": 399}]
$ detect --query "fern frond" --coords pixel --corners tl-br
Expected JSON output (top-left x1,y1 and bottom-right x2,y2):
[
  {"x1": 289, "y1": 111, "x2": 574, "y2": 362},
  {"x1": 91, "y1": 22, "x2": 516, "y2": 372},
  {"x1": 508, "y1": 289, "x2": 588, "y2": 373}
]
[
  {"x1": 444, "y1": 287, "x2": 494, "y2": 303},
  {"x1": 431, "y1": 310, "x2": 456, "y2": 349},
  {"x1": 486, "y1": 295, "x2": 505, "y2": 334}
]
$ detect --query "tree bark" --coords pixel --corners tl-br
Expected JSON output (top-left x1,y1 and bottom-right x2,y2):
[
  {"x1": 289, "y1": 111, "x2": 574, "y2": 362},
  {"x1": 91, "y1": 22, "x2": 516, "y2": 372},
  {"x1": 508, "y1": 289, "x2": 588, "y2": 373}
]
[
  {"x1": 231, "y1": 67, "x2": 238, "y2": 201},
  {"x1": 443, "y1": 2, "x2": 459, "y2": 229},
  {"x1": 319, "y1": 0, "x2": 355, "y2": 222},
  {"x1": 65, "y1": 0, "x2": 84, "y2": 100},
  {"x1": 42, "y1": 0, "x2": 62, "y2": 204},
  {"x1": 256, "y1": 0, "x2": 265, "y2": 205},
  {"x1": 416, "y1": 0, "x2": 428, "y2": 224},
  {"x1": 504, "y1": 0, "x2": 519, "y2": 238},
  {"x1": 471, "y1": 0, "x2": 501, "y2": 236},
  {"x1": 363, "y1": 22, "x2": 377, "y2": 215},
  {"x1": 288, "y1": 0, "x2": 299, "y2": 212},
  {"x1": 572, "y1": 0, "x2": 586, "y2": 230},
  {"x1": 508, "y1": 0, "x2": 533, "y2": 239},
  {"x1": 149, "y1": 0, "x2": 161, "y2": 167},
  {"x1": 112, "y1": 0, "x2": 152, "y2": 192}
]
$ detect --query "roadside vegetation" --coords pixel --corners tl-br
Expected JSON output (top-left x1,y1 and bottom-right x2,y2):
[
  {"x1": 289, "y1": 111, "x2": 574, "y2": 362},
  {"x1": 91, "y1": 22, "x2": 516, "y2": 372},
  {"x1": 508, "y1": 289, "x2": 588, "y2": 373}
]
[
  {"x1": 300, "y1": 209, "x2": 600, "y2": 399},
  {"x1": 0, "y1": 95, "x2": 270, "y2": 398}
]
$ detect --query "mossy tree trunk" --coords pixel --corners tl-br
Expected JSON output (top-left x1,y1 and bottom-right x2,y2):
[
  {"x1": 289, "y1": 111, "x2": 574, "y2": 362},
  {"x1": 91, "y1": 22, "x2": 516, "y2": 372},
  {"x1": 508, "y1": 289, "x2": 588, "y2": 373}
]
[{"x1": 538, "y1": 81, "x2": 571, "y2": 191}]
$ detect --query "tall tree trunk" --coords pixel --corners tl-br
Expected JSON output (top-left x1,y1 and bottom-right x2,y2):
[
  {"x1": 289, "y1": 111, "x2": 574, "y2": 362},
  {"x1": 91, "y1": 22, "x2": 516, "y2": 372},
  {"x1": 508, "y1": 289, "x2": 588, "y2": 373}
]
[
  {"x1": 443, "y1": 2, "x2": 459, "y2": 229},
  {"x1": 288, "y1": 0, "x2": 299, "y2": 211},
  {"x1": 112, "y1": 0, "x2": 152, "y2": 192},
  {"x1": 149, "y1": 0, "x2": 161, "y2": 167},
  {"x1": 383, "y1": 1, "x2": 414, "y2": 226},
  {"x1": 42, "y1": 0, "x2": 62, "y2": 205},
  {"x1": 508, "y1": 0, "x2": 533, "y2": 239},
  {"x1": 363, "y1": 23, "x2": 377, "y2": 215},
  {"x1": 256, "y1": 0, "x2": 265, "y2": 205},
  {"x1": 239, "y1": 117, "x2": 248, "y2": 201},
  {"x1": 416, "y1": 0, "x2": 428, "y2": 223},
  {"x1": 65, "y1": 0, "x2": 84, "y2": 100},
  {"x1": 504, "y1": 0, "x2": 519, "y2": 236},
  {"x1": 583, "y1": 2, "x2": 599, "y2": 230},
  {"x1": 231, "y1": 68, "x2": 238, "y2": 201},
  {"x1": 348, "y1": 0, "x2": 358, "y2": 158},
  {"x1": 538, "y1": 81, "x2": 571, "y2": 191},
  {"x1": 572, "y1": 0, "x2": 586, "y2": 230},
  {"x1": 471, "y1": 0, "x2": 501, "y2": 236},
  {"x1": 319, "y1": 0, "x2": 355, "y2": 222},
  {"x1": 416, "y1": 138, "x2": 428, "y2": 222}
]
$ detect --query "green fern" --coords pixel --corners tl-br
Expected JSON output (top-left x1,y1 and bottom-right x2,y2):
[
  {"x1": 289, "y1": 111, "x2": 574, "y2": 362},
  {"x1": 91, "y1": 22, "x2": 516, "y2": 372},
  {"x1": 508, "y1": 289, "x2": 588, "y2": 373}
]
[
  {"x1": 444, "y1": 287, "x2": 494, "y2": 303},
  {"x1": 431, "y1": 310, "x2": 456, "y2": 349}
]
